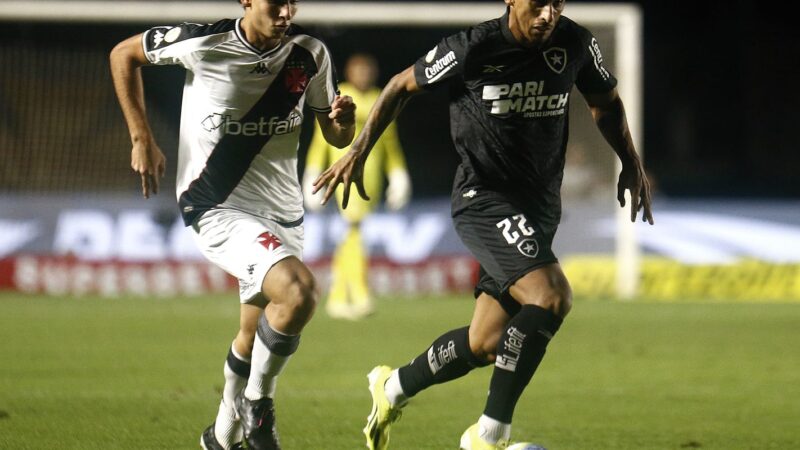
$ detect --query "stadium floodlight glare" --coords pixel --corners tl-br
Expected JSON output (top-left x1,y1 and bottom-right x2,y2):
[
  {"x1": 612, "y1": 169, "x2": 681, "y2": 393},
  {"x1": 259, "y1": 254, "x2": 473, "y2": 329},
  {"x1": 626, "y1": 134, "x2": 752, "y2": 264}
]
[{"x1": 0, "y1": 1, "x2": 642, "y2": 298}]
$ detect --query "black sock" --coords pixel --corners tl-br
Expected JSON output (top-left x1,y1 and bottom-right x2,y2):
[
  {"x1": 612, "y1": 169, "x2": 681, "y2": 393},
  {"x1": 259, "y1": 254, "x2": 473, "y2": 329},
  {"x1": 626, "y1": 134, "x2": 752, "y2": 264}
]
[
  {"x1": 483, "y1": 305, "x2": 563, "y2": 423},
  {"x1": 226, "y1": 346, "x2": 251, "y2": 378},
  {"x1": 398, "y1": 326, "x2": 489, "y2": 397}
]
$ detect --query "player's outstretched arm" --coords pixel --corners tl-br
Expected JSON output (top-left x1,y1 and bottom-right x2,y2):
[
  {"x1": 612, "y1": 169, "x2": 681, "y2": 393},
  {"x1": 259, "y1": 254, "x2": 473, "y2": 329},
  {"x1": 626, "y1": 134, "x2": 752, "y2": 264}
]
[
  {"x1": 109, "y1": 33, "x2": 166, "y2": 199},
  {"x1": 584, "y1": 88, "x2": 654, "y2": 224},
  {"x1": 312, "y1": 65, "x2": 421, "y2": 209}
]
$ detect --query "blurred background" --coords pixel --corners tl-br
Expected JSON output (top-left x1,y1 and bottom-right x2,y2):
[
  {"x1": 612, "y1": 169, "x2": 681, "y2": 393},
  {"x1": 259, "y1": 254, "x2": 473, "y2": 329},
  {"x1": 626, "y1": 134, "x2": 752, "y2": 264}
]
[{"x1": 1, "y1": 0, "x2": 799, "y2": 302}]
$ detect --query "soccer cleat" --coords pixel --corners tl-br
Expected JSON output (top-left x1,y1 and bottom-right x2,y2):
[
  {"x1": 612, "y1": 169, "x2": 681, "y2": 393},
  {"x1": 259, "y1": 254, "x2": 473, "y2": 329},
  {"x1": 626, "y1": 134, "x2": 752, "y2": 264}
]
[
  {"x1": 234, "y1": 394, "x2": 281, "y2": 450},
  {"x1": 349, "y1": 300, "x2": 375, "y2": 319},
  {"x1": 325, "y1": 301, "x2": 355, "y2": 320},
  {"x1": 200, "y1": 423, "x2": 245, "y2": 450},
  {"x1": 459, "y1": 423, "x2": 510, "y2": 450},
  {"x1": 363, "y1": 365, "x2": 403, "y2": 450}
]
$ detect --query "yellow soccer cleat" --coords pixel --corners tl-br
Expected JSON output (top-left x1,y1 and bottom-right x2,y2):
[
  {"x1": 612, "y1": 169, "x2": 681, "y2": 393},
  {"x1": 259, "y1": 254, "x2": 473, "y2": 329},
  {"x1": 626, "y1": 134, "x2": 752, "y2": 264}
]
[
  {"x1": 363, "y1": 366, "x2": 403, "y2": 450},
  {"x1": 459, "y1": 423, "x2": 511, "y2": 450}
]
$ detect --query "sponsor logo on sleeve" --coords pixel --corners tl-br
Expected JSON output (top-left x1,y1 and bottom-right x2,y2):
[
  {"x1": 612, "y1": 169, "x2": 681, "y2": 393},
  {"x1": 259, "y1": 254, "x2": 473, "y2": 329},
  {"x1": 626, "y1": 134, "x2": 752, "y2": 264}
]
[
  {"x1": 424, "y1": 50, "x2": 458, "y2": 83},
  {"x1": 424, "y1": 45, "x2": 438, "y2": 63},
  {"x1": 164, "y1": 27, "x2": 182, "y2": 43},
  {"x1": 588, "y1": 38, "x2": 611, "y2": 81}
]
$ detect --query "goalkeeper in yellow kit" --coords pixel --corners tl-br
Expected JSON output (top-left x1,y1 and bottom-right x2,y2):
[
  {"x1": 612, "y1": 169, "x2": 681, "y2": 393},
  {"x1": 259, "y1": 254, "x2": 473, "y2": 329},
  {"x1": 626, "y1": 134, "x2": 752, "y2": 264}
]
[{"x1": 303, "y1": 53, "x2": 411, "y2": 320}]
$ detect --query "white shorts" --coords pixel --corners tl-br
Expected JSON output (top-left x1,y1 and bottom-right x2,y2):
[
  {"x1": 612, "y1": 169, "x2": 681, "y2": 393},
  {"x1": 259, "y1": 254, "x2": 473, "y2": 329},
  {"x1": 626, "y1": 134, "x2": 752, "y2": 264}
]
[{"x1": 191, "y1": 208, "x2": 304, "y2": 303}]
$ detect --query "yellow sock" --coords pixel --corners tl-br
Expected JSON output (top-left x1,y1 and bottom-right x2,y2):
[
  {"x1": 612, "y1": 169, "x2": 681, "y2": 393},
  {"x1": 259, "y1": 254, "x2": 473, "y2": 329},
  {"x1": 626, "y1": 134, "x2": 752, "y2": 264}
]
[
  {"x1": 343, "y1": 227, "x2": 370, "y2": 305},
  {"x1": 327, "y1": 234, "x2": 349, "y2": 311}
]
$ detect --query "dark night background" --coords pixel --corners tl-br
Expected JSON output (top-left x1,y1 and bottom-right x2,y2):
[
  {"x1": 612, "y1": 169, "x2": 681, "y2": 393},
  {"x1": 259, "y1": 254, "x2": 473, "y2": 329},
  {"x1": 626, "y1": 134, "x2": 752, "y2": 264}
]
[
  {"x1": 404, "y1": 0, "x2": 800, "y2": 198},
  {"x1": 1, "y1": 1, "x2": 798, "y2": 199}
]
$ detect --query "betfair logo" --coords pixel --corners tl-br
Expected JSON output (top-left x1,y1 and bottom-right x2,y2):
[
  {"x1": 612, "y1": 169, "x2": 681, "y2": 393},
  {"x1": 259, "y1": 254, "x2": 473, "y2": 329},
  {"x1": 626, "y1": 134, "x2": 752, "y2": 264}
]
[
  {"x1": 201, "y1": 113, "x2": 301, "y2": 136},
  {"x1": 250, "y1": 62, "x2": 271, "y2": 75}
]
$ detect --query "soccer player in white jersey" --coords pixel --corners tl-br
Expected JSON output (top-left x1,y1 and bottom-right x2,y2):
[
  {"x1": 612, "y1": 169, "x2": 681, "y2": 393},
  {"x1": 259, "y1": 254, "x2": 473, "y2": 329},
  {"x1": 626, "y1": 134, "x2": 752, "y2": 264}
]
[{"x1": 110, "y1": 1, "x2": 356, "y2": 449}]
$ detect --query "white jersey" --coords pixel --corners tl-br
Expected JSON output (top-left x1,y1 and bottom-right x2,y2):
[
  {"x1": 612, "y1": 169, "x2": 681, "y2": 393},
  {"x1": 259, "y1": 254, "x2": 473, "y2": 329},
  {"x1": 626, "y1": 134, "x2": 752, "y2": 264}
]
[{"x1": 142, "y1": 19, "x2": 338, "y2": 226}]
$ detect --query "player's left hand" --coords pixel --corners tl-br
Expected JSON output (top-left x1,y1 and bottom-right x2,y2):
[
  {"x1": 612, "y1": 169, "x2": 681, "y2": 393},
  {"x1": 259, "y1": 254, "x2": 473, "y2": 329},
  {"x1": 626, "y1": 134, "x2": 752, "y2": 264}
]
[
  {"x1": 328, "y1": 95, "x2": 356, "y2": 130},
  {"x1": 617, "y1": 162, "x2": 654, "y2": 224},
  {"x1": 312, "y1": 149, "x2": 369, "y2": 209}
]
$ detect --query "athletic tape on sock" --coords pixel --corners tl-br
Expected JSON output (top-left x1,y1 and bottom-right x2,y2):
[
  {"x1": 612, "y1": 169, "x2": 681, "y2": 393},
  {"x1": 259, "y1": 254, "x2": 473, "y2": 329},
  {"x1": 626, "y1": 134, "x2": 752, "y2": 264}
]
[{"x1": 257, "y1": 314, "x2": 300, "y2": 356}]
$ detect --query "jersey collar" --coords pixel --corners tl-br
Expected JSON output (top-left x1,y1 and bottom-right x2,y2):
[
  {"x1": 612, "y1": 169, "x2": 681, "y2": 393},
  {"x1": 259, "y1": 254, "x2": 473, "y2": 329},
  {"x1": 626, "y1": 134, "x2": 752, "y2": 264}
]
[{"x1": 235, "y1": 18, "x2": 285, "y2": 58}]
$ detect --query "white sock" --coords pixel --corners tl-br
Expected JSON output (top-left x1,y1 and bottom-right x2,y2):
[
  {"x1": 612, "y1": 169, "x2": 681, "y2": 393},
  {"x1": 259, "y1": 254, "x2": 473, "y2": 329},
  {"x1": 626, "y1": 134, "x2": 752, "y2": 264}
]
[
  {"x1": 214, "y1": 400, "x2": 241, "y2": 450},
  {"x1": 244, "y1": 320, "x2": 298, "y2": 400},
  {"x1": 478, "y1": 414, "x2": 511, "y2": 444},
  {"x1": 214, "y1": 344, "x2": 249, "y2": 448},
  {"x1": 384, "y1": 369, "x2": 409, "y2": 407},
  {"x1": 223, "y1": 345, "x2": 250, "y2": 405}
]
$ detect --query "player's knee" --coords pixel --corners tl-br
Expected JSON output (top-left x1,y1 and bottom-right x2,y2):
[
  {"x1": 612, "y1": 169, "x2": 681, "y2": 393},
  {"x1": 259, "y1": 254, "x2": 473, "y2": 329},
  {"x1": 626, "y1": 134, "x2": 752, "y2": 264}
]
[
  {"x1": 468, "y1": 329, "x2": 502, "y2": 363},
  {"x1": 471, "y1": 343, "x2": 497, "y2": 363},
  {"x1": 542, "y1": 280, "x2": 572, "y2": 318},
  {"x1": 515, "y1": 270, "x2": 573, "y2": 318},
  {"x1": 281, "y1": 275, "x2": 318, "y2": 319}
]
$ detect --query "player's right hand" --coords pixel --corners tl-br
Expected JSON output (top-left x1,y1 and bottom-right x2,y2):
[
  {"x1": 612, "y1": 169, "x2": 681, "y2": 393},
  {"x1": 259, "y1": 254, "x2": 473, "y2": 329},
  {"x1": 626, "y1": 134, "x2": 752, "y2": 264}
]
[
  {"x1": 131, "y1": 139, "x2": 166, "y2": 199},
  {"x1": 312, "y1": 149, "x2": 369, "y2": 209}
]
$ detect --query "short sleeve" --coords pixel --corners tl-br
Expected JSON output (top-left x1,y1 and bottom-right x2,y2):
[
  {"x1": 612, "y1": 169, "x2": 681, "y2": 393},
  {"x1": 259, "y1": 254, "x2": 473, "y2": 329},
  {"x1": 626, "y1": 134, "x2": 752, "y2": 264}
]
[
  {"x1": 413, "y1": 31, "x2": 469, "y2": 89},
  {"x1": 142, "y1": 23, "x2": 207, "y2": 69},
  {"x1": 575, "y1": 34, "x2": 617, "y2": 94},
  {"x1": 304, "y1": 44, "x2": 339, "y2": 113}
]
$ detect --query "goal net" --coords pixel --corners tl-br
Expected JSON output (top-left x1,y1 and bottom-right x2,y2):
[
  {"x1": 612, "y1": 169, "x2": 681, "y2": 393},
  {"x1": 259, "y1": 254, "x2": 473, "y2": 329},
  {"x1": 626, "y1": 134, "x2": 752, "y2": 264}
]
[{"x1": 0, "y1": 1, "x2": 643, "y2": 297}]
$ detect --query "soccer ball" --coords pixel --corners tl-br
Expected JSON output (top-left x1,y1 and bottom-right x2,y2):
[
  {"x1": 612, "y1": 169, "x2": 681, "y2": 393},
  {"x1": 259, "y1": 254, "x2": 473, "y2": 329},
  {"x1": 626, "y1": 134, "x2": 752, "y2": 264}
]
[{"x1": 507, "y1": 444, "x2": 547, "y2": 450}]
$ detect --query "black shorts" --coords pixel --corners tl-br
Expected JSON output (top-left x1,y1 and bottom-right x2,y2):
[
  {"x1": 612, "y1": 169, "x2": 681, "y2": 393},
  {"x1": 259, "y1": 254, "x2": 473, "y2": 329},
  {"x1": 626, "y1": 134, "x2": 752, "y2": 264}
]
[{"x1": 453, "y1": 198, "x2": 558, "y2": 316}]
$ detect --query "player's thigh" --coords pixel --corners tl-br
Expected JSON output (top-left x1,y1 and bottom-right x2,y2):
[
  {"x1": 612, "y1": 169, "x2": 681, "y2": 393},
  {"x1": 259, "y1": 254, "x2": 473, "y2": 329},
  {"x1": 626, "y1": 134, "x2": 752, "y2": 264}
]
[
  {"x1": 453, "y1": 200, "x2": 558, "y2": 310},
  {"x1": 469, "y1": 292, "x2": 511, "y2": 361},
  {"x1": 509, "y1": 263, "x2": 572, "y2": 318}
]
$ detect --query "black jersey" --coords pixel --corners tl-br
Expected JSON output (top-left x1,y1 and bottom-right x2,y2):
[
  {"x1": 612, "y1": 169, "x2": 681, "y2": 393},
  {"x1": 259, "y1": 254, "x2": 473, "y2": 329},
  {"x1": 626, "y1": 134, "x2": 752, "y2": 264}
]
[{"x1": 413, "y1": 11, "x2": 616, "y2": 230}]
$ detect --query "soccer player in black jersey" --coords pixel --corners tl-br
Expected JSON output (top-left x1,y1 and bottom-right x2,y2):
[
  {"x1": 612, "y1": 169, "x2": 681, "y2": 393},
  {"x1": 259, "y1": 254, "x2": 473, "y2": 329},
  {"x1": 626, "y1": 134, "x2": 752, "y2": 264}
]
[{"x1": 315, "y1": 0, "x2": 653, "y2": 449}]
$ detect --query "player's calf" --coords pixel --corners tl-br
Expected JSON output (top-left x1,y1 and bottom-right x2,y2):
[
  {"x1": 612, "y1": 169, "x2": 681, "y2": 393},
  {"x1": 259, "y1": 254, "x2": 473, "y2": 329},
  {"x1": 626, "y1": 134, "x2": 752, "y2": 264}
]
[{"x1": 397, "y1": 326, "x2": 490, "y2": 398}]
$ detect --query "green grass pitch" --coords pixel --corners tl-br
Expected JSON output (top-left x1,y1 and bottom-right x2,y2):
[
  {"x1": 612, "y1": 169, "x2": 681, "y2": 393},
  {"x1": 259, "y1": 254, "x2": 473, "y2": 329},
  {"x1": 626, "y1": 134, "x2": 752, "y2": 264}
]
[{"x1": 0, "y1": 292, "x2": 798, "y2": 449}]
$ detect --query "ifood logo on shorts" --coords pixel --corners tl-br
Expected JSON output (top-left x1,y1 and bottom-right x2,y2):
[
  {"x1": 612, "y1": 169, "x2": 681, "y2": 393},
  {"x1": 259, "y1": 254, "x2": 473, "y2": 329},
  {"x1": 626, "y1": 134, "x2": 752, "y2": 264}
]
[{"x1": 201, "y1": 113, "x2": 301, "y2": 136}]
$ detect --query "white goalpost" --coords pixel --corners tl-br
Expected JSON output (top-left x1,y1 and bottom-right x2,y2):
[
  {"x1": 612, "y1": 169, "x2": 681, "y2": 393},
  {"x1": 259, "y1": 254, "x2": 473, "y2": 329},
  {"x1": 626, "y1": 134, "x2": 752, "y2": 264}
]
[{"x1": 0, "y1": 1, "x2": 643, "y2": 298}]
